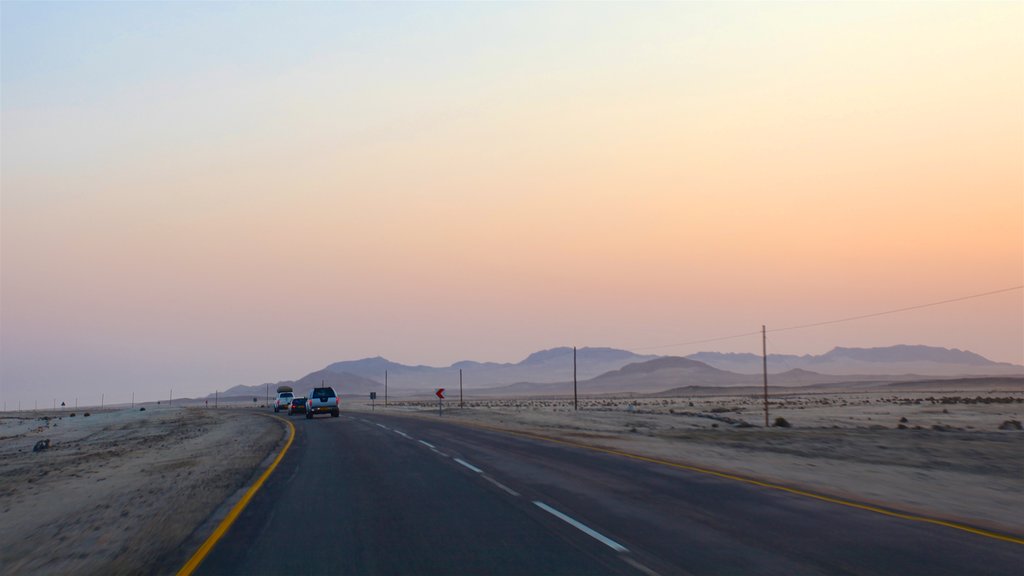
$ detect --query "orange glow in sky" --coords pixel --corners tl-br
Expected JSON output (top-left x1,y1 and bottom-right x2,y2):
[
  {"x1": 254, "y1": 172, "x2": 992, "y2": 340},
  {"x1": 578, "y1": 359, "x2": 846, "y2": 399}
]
[{"x1": 2, "y1": 2, "x2": 1021, "y2": 403}]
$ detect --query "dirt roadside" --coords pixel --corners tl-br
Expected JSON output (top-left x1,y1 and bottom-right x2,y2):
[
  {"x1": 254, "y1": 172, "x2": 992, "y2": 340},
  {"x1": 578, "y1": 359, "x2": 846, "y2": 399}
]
[{"x1": 0, "y1": 407, "x2": 282, "y2": 575}]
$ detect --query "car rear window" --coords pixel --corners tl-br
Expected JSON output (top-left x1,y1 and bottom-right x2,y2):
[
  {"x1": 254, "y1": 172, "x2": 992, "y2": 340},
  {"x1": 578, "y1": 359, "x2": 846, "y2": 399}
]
[{"x1": 312, "y1": 388, "x2": 335, "y2": 399}]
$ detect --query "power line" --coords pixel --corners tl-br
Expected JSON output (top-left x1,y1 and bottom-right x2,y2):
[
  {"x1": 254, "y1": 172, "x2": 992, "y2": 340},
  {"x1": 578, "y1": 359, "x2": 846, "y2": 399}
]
[
  {"x1": 768, "y1": 285, "x2": 1023, "y2": 334},
  {"x1": 632, "y1": 330, "x2": 763, "y2": 351},
  {"x1": 631, "y1": 285, "x2": 1023, "y2": 353}
]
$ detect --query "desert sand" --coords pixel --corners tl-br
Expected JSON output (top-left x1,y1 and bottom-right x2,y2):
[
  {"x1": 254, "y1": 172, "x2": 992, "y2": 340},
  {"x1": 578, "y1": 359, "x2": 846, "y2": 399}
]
[
  {"x1": 1, "y1": 387, "x2": 1019, "y2": 575},
  {"x1": 0, "y1": 406, "x2": 281, "y2": 575},
  {"x1": 361, "y1": 388, "x2": 1024, "y2": 535}
]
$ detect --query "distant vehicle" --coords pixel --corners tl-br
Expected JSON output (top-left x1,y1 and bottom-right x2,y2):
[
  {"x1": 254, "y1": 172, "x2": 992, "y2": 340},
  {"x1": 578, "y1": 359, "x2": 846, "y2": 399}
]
[
  {"x1": 288, "y1": 397, "x2": 307, "y2": 416},
  {"x1": 306, "y1": 386, "x2": 340, "y2": 418},
  {"x1": 274, "y1": 391, "x2": 294, "y2": 413}
]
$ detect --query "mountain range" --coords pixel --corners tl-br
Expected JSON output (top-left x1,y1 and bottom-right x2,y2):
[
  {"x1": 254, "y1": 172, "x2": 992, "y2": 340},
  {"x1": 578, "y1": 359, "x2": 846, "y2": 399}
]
[
  {"x1": 213, "y1": 345, "x2": 1023, "y2": 399},
  {"x1": 687, "y1": 345, "x2": 1023, "y2": 376}
]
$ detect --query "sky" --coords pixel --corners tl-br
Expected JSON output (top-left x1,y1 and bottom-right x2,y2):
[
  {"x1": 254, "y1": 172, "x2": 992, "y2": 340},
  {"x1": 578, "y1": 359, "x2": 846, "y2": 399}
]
[{"x1": 2, "y1": 1, "x2": 1022, "y2": 407}]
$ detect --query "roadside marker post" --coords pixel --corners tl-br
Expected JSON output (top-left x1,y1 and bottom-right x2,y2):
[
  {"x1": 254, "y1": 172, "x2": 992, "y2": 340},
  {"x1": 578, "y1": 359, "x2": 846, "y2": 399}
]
[
  {"x1": 370, "y1": 391, "x2": 377, "y2": 411},
  {"x1": 436, "y1": 388, "x2": 445, "y2": 416}
]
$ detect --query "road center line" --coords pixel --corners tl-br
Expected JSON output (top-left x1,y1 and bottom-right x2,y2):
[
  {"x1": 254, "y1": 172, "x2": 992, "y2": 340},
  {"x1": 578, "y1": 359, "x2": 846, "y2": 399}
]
[
  {"x1": 375, "y1": 423, "x2": 390, "y2": 431},
  {"x1": 481, "y1": 474, "x2": 520, "y2": 497},
  {"x1": 394, "y1": 430, "x2": 411, "y2": 439},
  {"x1": 454, "y1": 458, "x2": 483, "y2": 473},
  {"x1": 533, "y1": 501, "x2": 628, "y2": 553},
  {"x1": 418, "y1": 440, "x2": 436, "y2": 449},
  {"x1": 621, "y1": 555, "x2": 664, "y2": 576}
]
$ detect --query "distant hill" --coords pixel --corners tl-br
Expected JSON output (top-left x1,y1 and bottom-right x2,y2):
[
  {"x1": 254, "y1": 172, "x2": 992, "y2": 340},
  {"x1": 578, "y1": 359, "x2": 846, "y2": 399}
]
[
  {"x1": 320, "y1": 347, "x2": 657, "y2": 390},
  {"x1": 586, "y1": 357, "x2": 745, "y2": 392},
  {"x1": 687, "y1": 345, "x2": 1023, "y2": 377},
  {"x1": 475, "y1": 357, "x2": 825, "y2": 396},
  {"x1": 649, "y1": 376, "x2": 1024, "y2": 397},
  {"x1": 217, "y1": 344, "x2": 1022, "y2": 399}
]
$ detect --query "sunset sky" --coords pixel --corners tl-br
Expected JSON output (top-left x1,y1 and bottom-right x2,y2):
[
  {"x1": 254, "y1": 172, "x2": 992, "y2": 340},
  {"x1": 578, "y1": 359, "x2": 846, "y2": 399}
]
[{"x1": 2, "y1": 2, "x2": 1022, "y2": 406}]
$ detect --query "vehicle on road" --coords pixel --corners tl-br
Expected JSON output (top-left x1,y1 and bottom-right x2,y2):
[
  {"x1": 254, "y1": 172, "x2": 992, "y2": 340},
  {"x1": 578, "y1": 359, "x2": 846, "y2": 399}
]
[
  {"x1": 274, "y1": 391, "x2": 294, "y2": 413},
  {"x1": 306, "y1": 386, "x2": 340, "y2": 418},
  {"x1": 288, "y1": 397, "x2": 307, "y2": 416}
]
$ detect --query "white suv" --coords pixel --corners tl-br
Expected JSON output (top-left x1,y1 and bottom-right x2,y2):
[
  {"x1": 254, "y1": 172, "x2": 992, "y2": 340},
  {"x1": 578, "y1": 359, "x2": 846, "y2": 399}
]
[{"x1": 274, "y1": 391, "x2": 294, "y2": 413}]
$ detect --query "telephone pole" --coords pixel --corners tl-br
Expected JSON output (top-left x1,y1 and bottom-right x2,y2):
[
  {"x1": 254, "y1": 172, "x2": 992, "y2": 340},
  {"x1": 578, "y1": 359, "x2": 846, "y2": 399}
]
[
  {"x1": 762, "y1": 325, "x2": 769, "y2": 427},
  {"x1": 459, "y1": 369, "x2": 464, "y2": 408},
  {"x1": 385, "y1": 370, "x2": 388, "y2": 407},
  {"x1": 573, "y1": 346, "x2": 578, "y2": 411}
]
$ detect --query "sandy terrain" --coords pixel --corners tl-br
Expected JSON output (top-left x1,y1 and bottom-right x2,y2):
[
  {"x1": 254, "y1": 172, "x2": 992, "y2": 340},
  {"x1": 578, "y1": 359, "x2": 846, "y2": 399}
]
[
  {"x1": 1, "y1": 387, "x2": 1017, "y2": 575},
  {"x1": 362, "y1": 388, "x2": 1024, "y2": 535},
  {"x1": 0, "y1": 406, "x2": 282, "y2": 575}
]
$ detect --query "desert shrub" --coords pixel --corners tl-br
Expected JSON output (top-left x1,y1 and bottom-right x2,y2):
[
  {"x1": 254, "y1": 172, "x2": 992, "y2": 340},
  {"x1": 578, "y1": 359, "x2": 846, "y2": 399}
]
[{"x1": 773, "y1": 417, "x2": 791, "y2": 428}]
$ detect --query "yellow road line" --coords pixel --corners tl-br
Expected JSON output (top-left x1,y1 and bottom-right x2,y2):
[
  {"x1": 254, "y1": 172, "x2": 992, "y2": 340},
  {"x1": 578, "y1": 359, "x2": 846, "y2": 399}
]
[
  {"x1": 449, "y1": 419, "x2": 1024, "y2": 546},
  {"x1": 177, "y1": 415, "x2": 296, "y2": 576}
]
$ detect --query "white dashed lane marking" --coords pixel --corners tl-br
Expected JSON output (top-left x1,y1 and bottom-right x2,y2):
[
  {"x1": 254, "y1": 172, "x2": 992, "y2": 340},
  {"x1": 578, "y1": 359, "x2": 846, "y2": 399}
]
[
  {"x1": 481, "y1": 474, "x2": 520, "y2": 497},
  {"x1": 454, "y1": 458, "x2": 483, "y2": 474},
  {"x1": 533, "y1": 501, "x2": 628, "y2": 553}
]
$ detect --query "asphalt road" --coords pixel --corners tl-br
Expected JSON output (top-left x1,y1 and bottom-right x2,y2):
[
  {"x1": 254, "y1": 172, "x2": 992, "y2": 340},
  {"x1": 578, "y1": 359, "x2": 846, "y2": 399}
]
[{"x1": 193, "y1": 411, "x2": 1022, "y2": 575}]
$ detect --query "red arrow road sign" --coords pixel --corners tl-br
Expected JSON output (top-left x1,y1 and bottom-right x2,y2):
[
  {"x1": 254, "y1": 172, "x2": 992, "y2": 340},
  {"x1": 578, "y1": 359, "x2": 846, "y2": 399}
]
[{"x1": 435, "y1": 388, "x2": 445, "y2": 399}]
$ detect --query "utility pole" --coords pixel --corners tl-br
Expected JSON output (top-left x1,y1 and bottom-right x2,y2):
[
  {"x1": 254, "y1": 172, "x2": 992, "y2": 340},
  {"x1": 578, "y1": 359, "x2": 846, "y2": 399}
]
[
  {"x1": 762, "y1": 325, "x2": 769, "y2": 427},
  {"x1": 385, "y1": 370, "x2": 388, "y2": 407},
  {"x1": 130, "y1": 393, "x2": 133, "y2": 409},
  {"x1": 101, "y1": 394, "x2": 104, "y2": 409},
  {"x1": 573, "y1": 346, "x2": 578, "y2": 411},
  {"x1": 266, "y1": 383, "x2": 269, "y2": 407},
  {"x1": 215, "y1": 390, "x2": 218, "y2": 408},
  {"x1": 169, "y1": 389, "x2": 172, "y2": 406},
  {"x1": 459, "y1": 369, "x2": 463, "y2": 408}
]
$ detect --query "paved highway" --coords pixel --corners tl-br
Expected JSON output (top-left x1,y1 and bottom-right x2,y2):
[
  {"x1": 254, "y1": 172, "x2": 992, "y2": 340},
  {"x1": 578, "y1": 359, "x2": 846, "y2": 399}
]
[{"x1": 192, "y1": 411, "x2": 1022, "y2": 575}]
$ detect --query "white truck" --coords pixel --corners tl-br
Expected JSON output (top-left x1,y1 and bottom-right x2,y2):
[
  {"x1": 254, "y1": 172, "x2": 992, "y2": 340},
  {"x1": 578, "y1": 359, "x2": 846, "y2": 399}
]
[{"x1": 273, "y1": 385, "x2": 294, "y2": 413}]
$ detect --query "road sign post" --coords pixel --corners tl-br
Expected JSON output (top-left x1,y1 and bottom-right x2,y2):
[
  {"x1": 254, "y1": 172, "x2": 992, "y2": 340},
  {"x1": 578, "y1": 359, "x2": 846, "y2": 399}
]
[
  {"x1": 370, "y1": 391, "x2": 377, "y2": 411},
  {"x1": 436, "y1": 388, "x2": 445, "y2": 416}
]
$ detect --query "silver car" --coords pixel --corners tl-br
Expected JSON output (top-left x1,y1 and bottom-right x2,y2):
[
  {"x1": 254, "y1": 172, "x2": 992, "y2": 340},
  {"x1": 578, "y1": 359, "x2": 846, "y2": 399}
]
[{"x1": 305, "y1": 386, "x2": 340, "y2": 418}]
